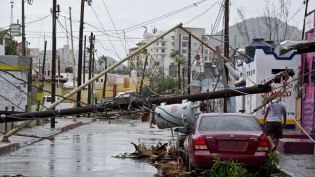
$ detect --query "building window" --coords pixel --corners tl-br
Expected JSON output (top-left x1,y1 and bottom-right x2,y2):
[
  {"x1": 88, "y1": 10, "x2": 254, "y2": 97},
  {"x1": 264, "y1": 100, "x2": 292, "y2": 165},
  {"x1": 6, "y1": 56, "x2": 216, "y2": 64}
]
[
  {"x1": 96, "y1": 79, "x2": 99, "y2": 82},
  {"x1": 182, "y1": 35, "x2": 189, "y2": 41},
  {"x1": 0, "y1": 38, "x2": 3, "y2": 45},
  {"x1": 253, "y1": 70, "x2": 255, "y2": 75},
  {"x1": 182, "y1": 42, "x2": 188, "y2": 47},
  {"x1": 182, "y1": 49, "x2": 187, "y2": 54},
  {"x1": 162, "y1": 49, "x2": 165, "y2": 53},
  {"x1": 101, "y1": 79, "x2": 103, "y2": 82},
  {"x1": 161, "y1": 42, "x2": 165, "y2": 46}
]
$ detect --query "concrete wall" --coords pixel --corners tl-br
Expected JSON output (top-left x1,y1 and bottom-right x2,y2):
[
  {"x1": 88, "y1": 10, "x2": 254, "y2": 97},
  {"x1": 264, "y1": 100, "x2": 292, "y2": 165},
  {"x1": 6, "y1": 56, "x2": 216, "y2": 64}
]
[
  {"x1": 301, "y1": 15, "x2": 315, "y2": 132},
  {"x1": 0, "y1": 56, "x2": 30, "y2": 111}
]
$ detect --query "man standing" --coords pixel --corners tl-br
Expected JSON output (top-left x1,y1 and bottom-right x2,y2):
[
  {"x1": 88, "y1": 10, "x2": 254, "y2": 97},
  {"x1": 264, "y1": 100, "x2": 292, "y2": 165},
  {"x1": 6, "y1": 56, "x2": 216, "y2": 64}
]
[
  {"x1": 200, "y1": 100, "x2": 207, "y2": 113},
  {"x1": 263, "y1": 99, "x2": 287, "y2": 151}
]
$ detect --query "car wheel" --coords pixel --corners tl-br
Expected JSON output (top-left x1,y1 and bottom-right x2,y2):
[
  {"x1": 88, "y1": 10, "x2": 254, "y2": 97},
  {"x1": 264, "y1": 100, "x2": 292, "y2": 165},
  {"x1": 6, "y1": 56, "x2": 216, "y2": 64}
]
[
  {"x1": 188, "y1": 158, "x2": 194, "y2": 171},
  {"x1": 186, "y1": 156, "x2": 194, "y2": 171}
]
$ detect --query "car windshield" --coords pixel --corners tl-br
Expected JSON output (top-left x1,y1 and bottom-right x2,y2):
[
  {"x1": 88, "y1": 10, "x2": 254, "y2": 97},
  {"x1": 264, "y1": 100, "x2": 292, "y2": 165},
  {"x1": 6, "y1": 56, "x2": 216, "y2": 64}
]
[{"x1": 199, "y1": 115, "x2": 261, "y2": 131}]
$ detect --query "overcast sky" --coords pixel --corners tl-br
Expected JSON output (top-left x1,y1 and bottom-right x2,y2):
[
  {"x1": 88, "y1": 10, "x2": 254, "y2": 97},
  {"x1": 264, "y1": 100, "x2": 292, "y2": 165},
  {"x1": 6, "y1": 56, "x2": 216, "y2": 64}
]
[{"x1": 0, "y1": 0, "x2": 314, "y2": 61}]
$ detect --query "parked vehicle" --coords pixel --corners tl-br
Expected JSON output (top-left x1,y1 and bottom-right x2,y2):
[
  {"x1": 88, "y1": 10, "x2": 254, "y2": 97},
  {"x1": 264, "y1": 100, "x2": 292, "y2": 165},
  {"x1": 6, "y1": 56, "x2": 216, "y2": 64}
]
[
  {"x1": 41, "y1": 96, "x2": 74, "y2": 111},
  {"x1": 183, "y1": 113, "x2": 270, "y2": 170}
]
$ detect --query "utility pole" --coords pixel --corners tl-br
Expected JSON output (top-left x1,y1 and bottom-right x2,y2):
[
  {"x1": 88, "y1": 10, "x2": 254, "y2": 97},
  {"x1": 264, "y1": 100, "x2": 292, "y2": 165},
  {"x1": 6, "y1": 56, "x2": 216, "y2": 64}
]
[
  {"x1": 139, "y1": 55, "x2": 148, "y2": 95},
  {"x1": 51, "y1": 0, "x2": 57, "y2": 128},
  {"x1": 22, "y1": 0, "x2": 32, "y2": 113},
  {"x1": 69, "y1": 7, "x2": 76, "y2": 88},
  {"x1": 187, "y1": 34, "x2": 191, "y2": 94},
  {"x1": 223, "y1": 0, "x2": 229, "y2": 113},
  {"x1": 77, "y1": 0, "x2": 92, "y2": 108},
  {"x1": 83, "y1": 35, "x2": 86, "y2": 83},
  {"x1": 102, "y1": 57, "x2": 107, "y2": 99},
  {"x1": 21, "y1": 0, "x2": 26, "y2": 57},
  {"x1": 88, "y1": 32, "x2": 94, "y2": 106},
  {"x1": 302, "y1": 0, "x2": 309, "y2": 40},
  {"x1": 92, "y1": 48, "x2": 96, "y2": 104}
]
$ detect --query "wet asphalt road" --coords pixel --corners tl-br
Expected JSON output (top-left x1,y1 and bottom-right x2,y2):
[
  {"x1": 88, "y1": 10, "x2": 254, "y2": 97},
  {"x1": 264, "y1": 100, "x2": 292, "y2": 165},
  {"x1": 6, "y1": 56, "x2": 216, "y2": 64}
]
[{"x1": 0, "y1": 120, "x2": 173, "y2": 177}]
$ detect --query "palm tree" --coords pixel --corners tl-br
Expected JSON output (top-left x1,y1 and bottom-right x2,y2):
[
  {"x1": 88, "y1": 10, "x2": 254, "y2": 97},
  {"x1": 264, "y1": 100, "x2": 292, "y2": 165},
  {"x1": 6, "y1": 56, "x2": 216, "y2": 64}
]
[
  {"x1": 98, "y1": 55, "x2": 107, "y2": 100},
  {"x1": 0, "y1": 30, "x2": 17, "y2": 55},
  {"x1": 139, "y1": 49, "x2": 149, "y2": 95},
  {"x1": 170, "y1": 50, "x2": 185, "y2": 90}
]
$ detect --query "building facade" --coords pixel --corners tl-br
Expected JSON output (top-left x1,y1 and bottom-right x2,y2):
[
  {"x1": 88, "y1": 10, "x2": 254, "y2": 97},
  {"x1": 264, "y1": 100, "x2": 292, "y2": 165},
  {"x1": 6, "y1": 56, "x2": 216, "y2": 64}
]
[{"x1": 236, "y1": 47, "x2": 300, "y2": 129}]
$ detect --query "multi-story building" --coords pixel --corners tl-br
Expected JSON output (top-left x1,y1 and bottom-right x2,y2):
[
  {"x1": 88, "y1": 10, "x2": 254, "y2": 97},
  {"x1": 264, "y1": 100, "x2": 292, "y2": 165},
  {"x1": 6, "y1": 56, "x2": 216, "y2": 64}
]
[
  {"x1": 128, "y1": 27, "x2": 210, "y2": 77},
  {"x1": 174, "y1": 27, "x2": 210, "y2": 74},
  {"x1": 29, "y1": 45, "x2": 73, "y2": 76}
]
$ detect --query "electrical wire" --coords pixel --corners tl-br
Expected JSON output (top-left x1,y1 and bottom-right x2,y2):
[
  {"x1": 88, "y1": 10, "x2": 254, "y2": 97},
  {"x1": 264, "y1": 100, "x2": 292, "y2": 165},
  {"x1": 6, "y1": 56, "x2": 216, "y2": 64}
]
[
  {"x1": 122, "y1": 0, "x2": 209, "y2": 33},
  {"x1": 184, "y1": 1, "x2": 220, "y2": 25},
  {"x1": 90, "y1": 5, "x2": 122, "y2": 59},
  {"x1": 0, "y1": 94, "x2": 25, "y2": 112},
  {"x1": 101, "y1": 0, "x2": 128, "y2": 55}
]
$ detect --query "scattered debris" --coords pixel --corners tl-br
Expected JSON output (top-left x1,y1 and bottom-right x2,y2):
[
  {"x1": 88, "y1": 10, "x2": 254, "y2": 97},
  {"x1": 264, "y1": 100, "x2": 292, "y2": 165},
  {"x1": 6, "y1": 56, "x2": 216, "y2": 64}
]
[
  {"x1": 112, "y1": 141, "x2": 189, "y2": 176},
  {"x1": 0, "y1": 174, "x2": 25, "y2": 177}
]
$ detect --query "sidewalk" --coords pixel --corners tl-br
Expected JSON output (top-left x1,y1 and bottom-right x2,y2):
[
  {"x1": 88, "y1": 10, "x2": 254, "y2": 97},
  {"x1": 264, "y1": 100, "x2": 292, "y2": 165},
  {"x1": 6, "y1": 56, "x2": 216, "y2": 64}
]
[
  {"x1": 0, "y1": 117, "x2": 96, "y2": 155},
  {"x1": 278, "y1": 152, "x2": 315, "y2": 177}
]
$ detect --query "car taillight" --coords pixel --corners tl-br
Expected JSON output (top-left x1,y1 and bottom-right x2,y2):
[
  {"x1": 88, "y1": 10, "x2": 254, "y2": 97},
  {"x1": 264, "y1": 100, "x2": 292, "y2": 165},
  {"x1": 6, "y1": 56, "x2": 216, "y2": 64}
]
[
  {"x1": 257, "y1": 136, "x2": 269, "y2": 151},
  {"x1": 194, "y1": 136, "x2": 207, "y2": 150}
]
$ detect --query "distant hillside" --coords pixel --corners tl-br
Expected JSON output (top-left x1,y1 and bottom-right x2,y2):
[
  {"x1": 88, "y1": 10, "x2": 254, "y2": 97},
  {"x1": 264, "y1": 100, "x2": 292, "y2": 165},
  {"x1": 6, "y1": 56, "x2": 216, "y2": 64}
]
[{"x1": 209, "y1": 17, "x2": 302, "y2": 48}]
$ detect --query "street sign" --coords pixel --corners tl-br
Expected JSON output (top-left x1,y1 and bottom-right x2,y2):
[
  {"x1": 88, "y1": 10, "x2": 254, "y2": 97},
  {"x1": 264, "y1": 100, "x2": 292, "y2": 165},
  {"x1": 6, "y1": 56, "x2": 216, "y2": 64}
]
[{"x1": 10, "y1": 23, "x2": 21, "y2": 36}]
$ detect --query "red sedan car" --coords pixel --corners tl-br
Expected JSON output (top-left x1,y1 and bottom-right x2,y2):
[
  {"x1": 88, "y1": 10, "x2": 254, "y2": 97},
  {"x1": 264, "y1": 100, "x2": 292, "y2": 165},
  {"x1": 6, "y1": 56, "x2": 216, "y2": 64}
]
[{"x1": 183, "y1": 113, "x2": 269, "y2": 170}]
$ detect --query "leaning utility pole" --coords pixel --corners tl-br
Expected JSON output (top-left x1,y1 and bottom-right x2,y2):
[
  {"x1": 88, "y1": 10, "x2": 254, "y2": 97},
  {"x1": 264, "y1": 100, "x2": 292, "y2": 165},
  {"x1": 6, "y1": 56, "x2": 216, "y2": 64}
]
[
  {"x1": 2, "y1": 23, "x2": 182, "y2": 142},
  {"x1": 223, "y1": 0, "x2": 229, "y2": 113},
  {"x1": 69, "y1": 7, "x2": 76, "y2": 87},
  {"x1": 102, "y1": 57, "x2": 107, "y2": 99},
  {"x1": 51, "y1": 0, "x2": 57, "y2": 128}
]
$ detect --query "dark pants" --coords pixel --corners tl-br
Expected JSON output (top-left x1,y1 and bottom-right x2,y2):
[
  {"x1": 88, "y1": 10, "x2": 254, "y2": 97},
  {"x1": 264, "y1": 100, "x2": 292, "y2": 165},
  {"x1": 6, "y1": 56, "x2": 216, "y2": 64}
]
[{"x1": 265, "y1": 121, "x2": 283, "y2": 139}]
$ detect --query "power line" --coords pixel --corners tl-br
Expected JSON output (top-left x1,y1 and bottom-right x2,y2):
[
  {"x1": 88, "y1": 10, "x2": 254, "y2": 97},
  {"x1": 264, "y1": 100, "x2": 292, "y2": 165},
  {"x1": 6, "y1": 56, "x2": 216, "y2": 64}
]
[
  {"x1": 0, "y1": 94, "x2": 25, "y2": 112},
  {"x1": 184, "y1": 1, "x2": 220, "y2": 25},
  {"x1": 122, "y1": 0, "x2": 209, "y2": 33},
  {"x1": 90, "y1": 5, "x2": 122, "y2": 59},
  {"x1": 101, "y1": 0, "x2": 128, "y2": 55}
]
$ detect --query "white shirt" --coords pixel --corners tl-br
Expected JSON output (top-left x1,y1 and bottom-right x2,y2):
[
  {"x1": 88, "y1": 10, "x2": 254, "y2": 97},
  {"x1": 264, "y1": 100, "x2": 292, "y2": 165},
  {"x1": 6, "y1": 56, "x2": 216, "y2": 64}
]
[{"x1": 266, "y1": 100, "x2": 285, "y2": 122}]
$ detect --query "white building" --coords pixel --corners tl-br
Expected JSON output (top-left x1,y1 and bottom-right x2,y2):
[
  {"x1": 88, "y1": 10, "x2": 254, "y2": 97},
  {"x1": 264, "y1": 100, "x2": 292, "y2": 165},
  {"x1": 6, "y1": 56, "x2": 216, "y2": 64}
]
[
  {"x1": 128, "y1": 27, "x2": 209, "y2": 77},
  {"x1": 236, "y1": 47, "x2": 300, "y2": 129},
  {"x1": 0, "y1": 37, "x2": 5, "y2": 55},
  {"x1": 0, "y1": 56, "x2": 29, "y2": 111}
]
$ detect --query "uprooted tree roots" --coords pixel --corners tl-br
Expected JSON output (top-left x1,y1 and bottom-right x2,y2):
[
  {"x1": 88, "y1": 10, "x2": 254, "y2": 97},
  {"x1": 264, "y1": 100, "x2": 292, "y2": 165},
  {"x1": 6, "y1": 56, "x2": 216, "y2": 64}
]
[{"x1": 112, "y1": 141, "x2": 191, "y2": 177}]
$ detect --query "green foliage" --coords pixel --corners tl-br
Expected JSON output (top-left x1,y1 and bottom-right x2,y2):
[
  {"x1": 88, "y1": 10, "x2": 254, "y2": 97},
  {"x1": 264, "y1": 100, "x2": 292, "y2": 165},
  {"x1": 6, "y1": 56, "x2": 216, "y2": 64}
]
[
  {"x1": 199, "y1": 156, "x2": 248, "y2": 177},
  {"x1": 112, "y1": 65, "x2": 131, "y2": 75},
  {"x1": 0, "y1": 30, "x2": 17, "y2": 55},
  {"x1": 140, "y1": 76, "x2": 178, "y2": 97},
  {"x1": 112, "y1": 152, "x2": 131, "y2": 159},
  {"x1": 259, "y1": 151, "x2": 280, "y2": 175},
  {"x1": 198, "y1": 152, "x2": 281, "y2": 177}
]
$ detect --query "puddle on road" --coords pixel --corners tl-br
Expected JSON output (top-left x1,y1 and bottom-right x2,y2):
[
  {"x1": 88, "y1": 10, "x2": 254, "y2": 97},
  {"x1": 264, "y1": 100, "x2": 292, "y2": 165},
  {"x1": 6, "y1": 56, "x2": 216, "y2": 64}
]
[{"x1": 0, "y1": 121, "x2": 172, "y2": 177}]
